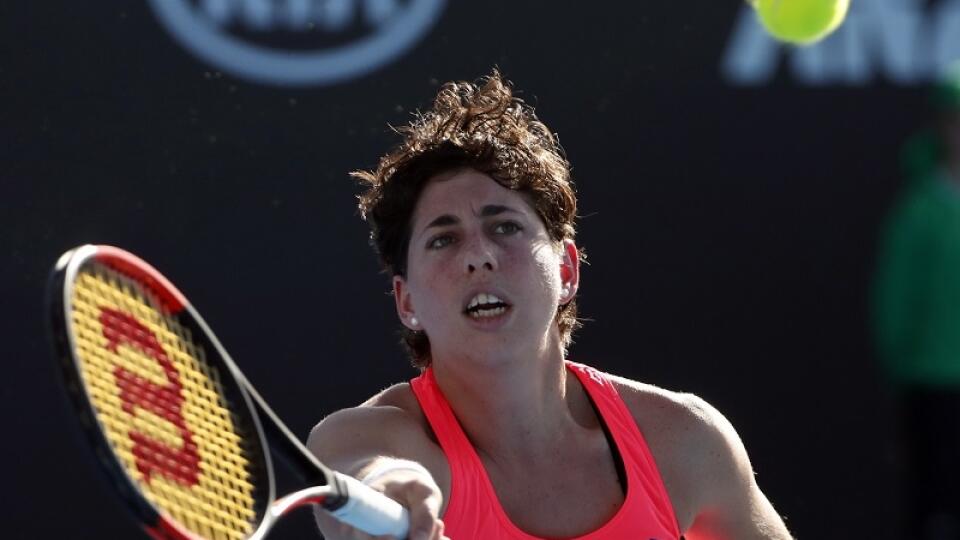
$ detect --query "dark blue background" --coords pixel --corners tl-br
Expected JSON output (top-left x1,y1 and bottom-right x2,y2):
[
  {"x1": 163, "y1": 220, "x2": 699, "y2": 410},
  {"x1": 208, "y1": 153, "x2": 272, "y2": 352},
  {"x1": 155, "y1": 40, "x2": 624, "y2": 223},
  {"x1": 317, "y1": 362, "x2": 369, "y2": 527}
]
[{"x1": 2, "y1": 0, "x2": 931, "y2": 537}]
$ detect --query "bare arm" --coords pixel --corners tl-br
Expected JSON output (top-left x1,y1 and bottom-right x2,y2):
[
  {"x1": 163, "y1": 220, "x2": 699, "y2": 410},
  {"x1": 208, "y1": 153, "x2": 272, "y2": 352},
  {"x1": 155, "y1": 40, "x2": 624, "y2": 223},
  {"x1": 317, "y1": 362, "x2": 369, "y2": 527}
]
[
  {"x1": 307, "y1": 402, "x2": 449, "y2": 540},
  {"x1": 681, "y1": 395, "x2": 793, "y2": 540}
]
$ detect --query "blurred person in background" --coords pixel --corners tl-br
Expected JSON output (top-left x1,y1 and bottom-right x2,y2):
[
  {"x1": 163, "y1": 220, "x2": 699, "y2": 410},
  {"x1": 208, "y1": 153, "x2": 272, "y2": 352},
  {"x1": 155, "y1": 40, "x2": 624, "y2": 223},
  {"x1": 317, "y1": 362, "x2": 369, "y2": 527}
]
[{"x1": 873, "y1": 63, "x2": 960, "y2": 540}]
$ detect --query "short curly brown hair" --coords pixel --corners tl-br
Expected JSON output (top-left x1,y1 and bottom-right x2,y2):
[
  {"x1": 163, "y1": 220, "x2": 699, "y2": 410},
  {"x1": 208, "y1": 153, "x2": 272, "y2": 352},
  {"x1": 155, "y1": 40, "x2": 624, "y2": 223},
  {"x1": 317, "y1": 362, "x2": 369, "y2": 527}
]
[{"x1": 352, "y1": 70, "x2": 582, "y2": 369}]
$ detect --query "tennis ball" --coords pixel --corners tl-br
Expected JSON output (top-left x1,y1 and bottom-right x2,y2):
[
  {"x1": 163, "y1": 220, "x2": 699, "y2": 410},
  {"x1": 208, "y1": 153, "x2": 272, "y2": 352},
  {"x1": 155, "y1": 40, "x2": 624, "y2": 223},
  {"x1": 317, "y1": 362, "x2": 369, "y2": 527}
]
[{"x1": 750, "y1": 0, "x2": 850, "y2": 45}]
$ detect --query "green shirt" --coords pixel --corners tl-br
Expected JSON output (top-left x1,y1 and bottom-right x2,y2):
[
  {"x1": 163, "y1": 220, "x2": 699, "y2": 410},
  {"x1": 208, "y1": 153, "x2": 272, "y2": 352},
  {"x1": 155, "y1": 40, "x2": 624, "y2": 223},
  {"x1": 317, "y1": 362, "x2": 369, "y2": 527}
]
[{"x1": 874, "y1": 169, "x2": 960, "y2": 387}]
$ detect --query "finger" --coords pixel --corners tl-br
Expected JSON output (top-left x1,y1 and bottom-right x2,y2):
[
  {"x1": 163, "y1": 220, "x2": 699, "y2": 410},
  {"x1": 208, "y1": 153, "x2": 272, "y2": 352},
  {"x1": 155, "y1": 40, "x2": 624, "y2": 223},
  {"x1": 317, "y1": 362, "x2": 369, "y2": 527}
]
[
  {"x1": 383, "y1": 482, "x2": 441, "y2": 540},
  {"x1": 405, "y1": 504, "x2": 439, "y2": 540},
  {"x1": 431, "y1": 519, "x2": 446, "y2": 540}
]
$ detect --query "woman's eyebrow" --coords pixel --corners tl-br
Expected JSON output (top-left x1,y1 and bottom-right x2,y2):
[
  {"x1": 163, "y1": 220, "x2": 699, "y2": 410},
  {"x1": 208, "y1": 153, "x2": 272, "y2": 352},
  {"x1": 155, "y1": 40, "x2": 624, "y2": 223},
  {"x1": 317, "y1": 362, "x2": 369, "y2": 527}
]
[
  {"x1": 423, "y1": 214, "x2": 458, "y2": 231},
  {"x1": 423, "y1": 205, "x2": 520, "y2": 230},
  {"x1": 478, "y1": 204, "x2": 520, "y2": 217}
]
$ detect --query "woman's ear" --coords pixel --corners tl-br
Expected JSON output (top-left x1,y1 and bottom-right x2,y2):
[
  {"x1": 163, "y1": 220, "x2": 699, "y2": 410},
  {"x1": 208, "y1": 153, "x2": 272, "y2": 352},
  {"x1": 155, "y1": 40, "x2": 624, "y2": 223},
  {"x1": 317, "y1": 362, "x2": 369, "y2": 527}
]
[
  {"x1": 559, "y1": 239, "x2": 580, "y2": 305},
  {"x1": 393, "y1": 275, "x2": 420, "y2": 330}
]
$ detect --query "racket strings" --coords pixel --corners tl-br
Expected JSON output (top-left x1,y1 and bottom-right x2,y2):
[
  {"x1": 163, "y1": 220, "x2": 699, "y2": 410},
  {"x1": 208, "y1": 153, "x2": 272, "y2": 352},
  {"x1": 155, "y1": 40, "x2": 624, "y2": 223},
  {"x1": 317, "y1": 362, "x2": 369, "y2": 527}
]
[{"x1": 71, "y1": 266, "x2": 261, "y2": 539}]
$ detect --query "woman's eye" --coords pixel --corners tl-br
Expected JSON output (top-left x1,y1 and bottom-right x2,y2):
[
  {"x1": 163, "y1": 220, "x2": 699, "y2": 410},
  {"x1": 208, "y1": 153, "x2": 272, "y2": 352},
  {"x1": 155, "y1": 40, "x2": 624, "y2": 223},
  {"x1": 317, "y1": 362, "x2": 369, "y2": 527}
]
[
  {"x1": 428, "y1": 235, "x2": 454, "y2": 249},
  {"x1": 495, "y1": 221, "x2": 522, "y2": 235}
]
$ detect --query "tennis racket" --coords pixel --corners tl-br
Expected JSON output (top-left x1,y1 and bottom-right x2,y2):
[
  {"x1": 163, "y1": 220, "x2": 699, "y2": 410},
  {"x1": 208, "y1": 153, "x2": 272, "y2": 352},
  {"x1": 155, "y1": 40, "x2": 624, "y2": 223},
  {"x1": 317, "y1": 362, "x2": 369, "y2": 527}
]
[{"x1": 48, "y1": 244, "x2": 410, "y2": 540}]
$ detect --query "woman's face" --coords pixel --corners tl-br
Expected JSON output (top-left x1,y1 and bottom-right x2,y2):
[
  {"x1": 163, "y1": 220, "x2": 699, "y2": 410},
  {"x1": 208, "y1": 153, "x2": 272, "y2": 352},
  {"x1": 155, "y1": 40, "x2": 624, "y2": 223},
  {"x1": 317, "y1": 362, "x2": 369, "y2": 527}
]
[{"x1": 393, "y1": 168, "x2": 579, "y2": 364}]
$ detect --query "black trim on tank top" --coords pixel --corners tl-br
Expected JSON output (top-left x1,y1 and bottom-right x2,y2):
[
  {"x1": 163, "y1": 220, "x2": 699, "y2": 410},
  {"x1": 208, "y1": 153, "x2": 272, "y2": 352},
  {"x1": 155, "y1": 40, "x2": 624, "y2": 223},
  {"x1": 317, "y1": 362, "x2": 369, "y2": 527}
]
[
  {"x1": 587, "y1": 395, "x2": 686, "y2": 540},
  {"x1": 584, "y1": 394, "x2": 627, "y2": 495}
]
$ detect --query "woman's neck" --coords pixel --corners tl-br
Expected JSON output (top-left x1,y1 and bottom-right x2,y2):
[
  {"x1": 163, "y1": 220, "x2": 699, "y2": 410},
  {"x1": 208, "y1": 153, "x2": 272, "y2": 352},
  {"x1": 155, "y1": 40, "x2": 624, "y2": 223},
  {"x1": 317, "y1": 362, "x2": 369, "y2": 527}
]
[{"x1": 430, "y1": 338, "x2": 590, "y2": 465}]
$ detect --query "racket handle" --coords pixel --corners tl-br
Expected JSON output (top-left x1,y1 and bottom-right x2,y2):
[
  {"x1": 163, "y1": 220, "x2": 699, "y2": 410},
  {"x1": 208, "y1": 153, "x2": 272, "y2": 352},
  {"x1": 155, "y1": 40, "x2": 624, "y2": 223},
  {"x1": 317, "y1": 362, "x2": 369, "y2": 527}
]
[{"x1": 329, "y1": 472, "x2": 411, "y2": 538}]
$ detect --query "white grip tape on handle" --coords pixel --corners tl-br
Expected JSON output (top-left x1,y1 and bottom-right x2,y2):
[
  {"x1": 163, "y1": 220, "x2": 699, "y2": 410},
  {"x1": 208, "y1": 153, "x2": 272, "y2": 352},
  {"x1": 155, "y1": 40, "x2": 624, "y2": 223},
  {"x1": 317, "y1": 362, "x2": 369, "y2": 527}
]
[{"x1": 330, "y1": 473, "x2": 411, "y2": 538}]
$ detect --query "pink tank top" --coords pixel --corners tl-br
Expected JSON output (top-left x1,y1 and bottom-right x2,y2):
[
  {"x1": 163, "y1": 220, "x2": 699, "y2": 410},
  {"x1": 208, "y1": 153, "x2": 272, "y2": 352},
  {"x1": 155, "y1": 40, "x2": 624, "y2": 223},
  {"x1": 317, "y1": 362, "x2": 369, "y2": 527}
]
[{"x1": 409, "y1": 361, "x2": 681, "y2": 539}]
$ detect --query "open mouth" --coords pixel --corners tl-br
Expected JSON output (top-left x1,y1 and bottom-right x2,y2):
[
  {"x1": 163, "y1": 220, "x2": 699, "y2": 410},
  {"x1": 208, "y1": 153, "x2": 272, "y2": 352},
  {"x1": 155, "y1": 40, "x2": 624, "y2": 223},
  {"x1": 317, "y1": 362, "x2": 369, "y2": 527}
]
[{"x1": 464, "y1": 292, "x2": 512, "y2": 319}]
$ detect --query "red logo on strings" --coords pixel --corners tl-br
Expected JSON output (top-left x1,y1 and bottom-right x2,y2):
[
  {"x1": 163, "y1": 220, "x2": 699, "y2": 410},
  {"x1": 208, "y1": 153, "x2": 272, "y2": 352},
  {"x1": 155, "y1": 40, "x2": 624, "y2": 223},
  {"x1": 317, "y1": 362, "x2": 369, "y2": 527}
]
[{"x1": 99, "y1": 308, "x2": 201, "y2": 487}]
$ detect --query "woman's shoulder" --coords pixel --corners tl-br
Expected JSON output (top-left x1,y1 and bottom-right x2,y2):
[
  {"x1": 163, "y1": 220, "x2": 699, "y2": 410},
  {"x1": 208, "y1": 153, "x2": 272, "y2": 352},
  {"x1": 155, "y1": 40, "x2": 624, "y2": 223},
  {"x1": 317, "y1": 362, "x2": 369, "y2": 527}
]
[
  {"x1": 308, "y1": 379, "x2": 449, "y2": 483},
  {"x1": 310, "y1": 382, "x2": 425, "y2": 451},
  {"x1": 605, "y1": 373, "x2": 749, "y2": 530},
  {"x1": 605, "y1": 374, "x2": 715, "y2": 434},
  {"x1": 320, "y1": 381, "x2": 431, "y2": 440},
  {"x1": 611, "y1": 373, "x2": 745, "y2": 468},
  {"x1": 360, "y1": 380, "x2": 419, "y2": 410}
]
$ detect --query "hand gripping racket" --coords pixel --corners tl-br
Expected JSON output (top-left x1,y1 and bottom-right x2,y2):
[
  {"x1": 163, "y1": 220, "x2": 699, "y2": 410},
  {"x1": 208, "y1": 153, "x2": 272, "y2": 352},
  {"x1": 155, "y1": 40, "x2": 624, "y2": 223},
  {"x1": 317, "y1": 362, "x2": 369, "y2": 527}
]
[{"x1": 48, "y1": 245, "x2": 410, "y2": 540}]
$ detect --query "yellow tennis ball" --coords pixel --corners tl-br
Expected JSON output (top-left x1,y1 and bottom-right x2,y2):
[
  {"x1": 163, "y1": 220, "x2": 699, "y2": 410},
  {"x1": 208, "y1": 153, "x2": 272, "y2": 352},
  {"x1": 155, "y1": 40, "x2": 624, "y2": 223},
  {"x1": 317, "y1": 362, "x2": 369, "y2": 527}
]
[{"x1": 750, "y1": 0, "x2": 850, "y2": 45}]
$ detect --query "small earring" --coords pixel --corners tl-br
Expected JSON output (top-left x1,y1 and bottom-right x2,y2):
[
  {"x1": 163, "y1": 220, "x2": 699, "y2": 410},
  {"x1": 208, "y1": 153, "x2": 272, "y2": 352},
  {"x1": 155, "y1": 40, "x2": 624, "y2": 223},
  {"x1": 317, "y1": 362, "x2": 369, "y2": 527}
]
[{"x1": 410, "y1": 317, "x2": 418, "y2": 327}]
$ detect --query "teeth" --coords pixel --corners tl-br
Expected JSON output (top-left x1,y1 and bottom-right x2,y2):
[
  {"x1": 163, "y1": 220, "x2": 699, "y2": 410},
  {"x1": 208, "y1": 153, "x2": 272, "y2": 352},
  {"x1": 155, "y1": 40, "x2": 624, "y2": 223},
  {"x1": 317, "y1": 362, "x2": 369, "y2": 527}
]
[
  {"x1": 467, "y1": 293, "x2": 504, "y2": 310},
  {"x1": 469, "y1": 306, "x2": 507, "y2": 318}
]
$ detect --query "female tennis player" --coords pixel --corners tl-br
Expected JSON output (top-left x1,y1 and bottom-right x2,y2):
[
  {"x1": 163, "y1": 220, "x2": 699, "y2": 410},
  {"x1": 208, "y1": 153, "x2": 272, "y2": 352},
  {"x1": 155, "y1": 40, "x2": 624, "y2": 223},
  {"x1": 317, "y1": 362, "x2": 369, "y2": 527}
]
[{"x1": 308, "y1": 71, "x2": 793, "y2": 540}]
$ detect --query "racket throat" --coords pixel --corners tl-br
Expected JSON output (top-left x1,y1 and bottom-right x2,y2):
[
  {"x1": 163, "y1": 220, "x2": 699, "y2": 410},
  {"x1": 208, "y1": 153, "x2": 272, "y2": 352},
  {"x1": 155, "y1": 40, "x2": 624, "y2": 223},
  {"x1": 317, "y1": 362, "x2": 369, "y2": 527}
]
[
  {"x1": 322, "y1": 473, "x2": 352, "y2": 510},
  {"x1": 270, "y1": 485, "x2": 339, "y2": 517}
]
